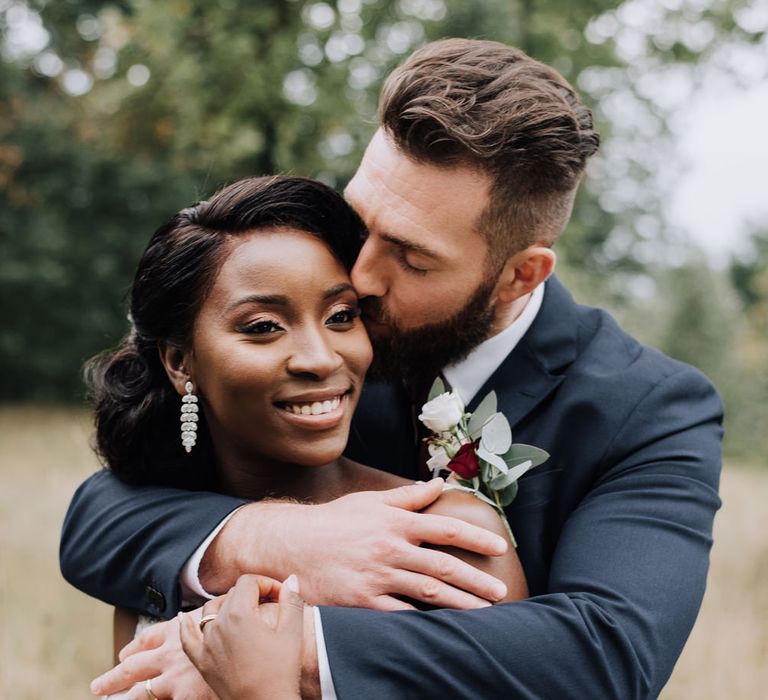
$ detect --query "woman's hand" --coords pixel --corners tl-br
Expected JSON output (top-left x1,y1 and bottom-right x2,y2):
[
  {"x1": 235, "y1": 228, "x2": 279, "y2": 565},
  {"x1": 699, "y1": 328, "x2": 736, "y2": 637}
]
[
  {"x1": 90, "y1": 607, "x2": 215, "y2": 699},
  {"x1": 180, "y1": 574, "x2": 305, "y2": 700}
]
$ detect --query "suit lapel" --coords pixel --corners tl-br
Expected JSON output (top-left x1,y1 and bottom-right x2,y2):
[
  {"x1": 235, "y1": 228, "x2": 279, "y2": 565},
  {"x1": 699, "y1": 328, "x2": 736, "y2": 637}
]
[{"x1": 467, "y1": 276, "x2": 579, "y2": 430}]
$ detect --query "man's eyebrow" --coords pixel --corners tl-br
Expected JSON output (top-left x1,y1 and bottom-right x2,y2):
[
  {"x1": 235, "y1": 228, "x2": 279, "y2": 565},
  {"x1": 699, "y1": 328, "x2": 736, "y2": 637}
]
[{"x1": 379, "y1": 232, "x2": 444, "y2": 262}]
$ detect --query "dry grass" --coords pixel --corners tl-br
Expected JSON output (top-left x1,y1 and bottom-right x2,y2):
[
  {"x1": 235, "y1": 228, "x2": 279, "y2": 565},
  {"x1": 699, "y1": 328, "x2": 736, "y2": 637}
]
[{"x1": 0, "y1": 407, "x2": 765, "y2": 699}]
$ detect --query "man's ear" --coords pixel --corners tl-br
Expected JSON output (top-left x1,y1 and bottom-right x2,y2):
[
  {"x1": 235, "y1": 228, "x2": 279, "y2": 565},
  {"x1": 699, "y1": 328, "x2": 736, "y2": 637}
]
[
  {"x1": 493, "y1": 245, "x2": 556, "y2": 304},
  {"x1": 158, "y1": 342, "x2": 193, "y2": 396}
]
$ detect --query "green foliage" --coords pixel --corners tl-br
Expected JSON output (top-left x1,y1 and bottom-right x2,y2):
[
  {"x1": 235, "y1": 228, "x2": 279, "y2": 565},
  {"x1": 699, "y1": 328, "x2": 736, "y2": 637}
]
[{"x1": 1, "y1": 0, "x2": 766, "y2": 463}]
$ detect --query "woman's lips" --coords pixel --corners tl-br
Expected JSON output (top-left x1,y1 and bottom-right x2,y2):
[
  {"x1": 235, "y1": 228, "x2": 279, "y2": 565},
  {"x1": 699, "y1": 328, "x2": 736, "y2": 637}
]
[{"x1": 275, "y1": 393, "x2": 349, "y2": 431}]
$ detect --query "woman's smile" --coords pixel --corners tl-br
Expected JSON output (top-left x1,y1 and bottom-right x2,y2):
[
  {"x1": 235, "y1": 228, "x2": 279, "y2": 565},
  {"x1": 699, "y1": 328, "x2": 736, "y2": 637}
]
[{"x1": 275, "y1": 391, "x2": 351, "y2": 430}]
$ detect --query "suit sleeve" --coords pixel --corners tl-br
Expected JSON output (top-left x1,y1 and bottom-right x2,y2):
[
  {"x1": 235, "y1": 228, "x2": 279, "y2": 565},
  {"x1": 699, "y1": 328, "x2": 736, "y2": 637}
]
[
  {"x1": 319, "y1": 368, "x2": 724, "y2": 699},
  {"x1": 59, "y1": 469, "x2": 247, "y2": 618}
]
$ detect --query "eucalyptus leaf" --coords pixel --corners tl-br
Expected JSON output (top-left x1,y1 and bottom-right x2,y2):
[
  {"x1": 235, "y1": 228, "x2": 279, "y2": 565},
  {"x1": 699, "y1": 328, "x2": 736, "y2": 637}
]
[
  {"x1": 497, "y1": 481, "x2": 519, "y2": 506},
  {"x1": 477, "y1": 444, "x2": 508, "y2": 473},
  {"x1": 427, "y1": 377, "x2": 446, "y2": 401},
  {"x1": 489, "y1": 459, "x2": 532, "y2": 489},
  {"x1": 502, "y1": 444, "x2": 550, "y2": 469},
  {"x1": 480, "y1": 413, "x2": 512, "y2": 454},
  {"x1": 467, "y1": 391, "x2": 497, "y2": 438}
]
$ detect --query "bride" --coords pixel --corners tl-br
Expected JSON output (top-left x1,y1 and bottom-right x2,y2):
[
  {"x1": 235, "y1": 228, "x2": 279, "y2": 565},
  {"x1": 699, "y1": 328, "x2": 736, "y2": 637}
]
[{"x1": 87, "y1": 175, "x2": 527, "y2": 698}]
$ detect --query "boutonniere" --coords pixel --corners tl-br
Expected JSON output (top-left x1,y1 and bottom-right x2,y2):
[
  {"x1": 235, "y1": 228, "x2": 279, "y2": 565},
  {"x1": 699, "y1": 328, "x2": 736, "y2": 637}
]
[{"x1": 418, "y1": 378, "x2": 550, "y2": 547}]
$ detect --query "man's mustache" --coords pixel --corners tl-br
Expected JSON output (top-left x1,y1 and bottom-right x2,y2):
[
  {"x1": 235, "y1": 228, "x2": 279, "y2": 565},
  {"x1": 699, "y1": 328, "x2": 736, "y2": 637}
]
[{"x1": 359, "y1": 297, "x2": 391, "y2": 326}]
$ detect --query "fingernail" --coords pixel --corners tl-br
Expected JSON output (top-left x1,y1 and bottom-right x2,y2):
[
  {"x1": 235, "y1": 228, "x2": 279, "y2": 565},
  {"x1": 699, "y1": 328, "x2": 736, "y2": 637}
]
[
  {"x1": 492, "y1": 583, "x2": 507, "y2": 600},
  {"x1": 89, "y1": 679, "x2": 101, "y2": 694},
  {"x1": 285, "y1": 574, "x2": 300, "y2": 593}
]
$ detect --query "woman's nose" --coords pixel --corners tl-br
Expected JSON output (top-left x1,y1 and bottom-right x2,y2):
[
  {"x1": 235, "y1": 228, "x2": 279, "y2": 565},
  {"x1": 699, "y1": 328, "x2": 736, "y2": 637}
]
[
  {"x1": 286, "y1": 330, "x2": 343, "y2": 379},
  {"x1": 351, "y1": 239, "x2": 387, "y2": 298}
]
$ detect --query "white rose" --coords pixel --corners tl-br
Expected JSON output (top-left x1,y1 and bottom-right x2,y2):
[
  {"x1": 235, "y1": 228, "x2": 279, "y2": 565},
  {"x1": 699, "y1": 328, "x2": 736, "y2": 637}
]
[
  {"x1": 426, "y1": 444, "x2": 452, "y2": 472},
  {"x1": 418, "y1": 391, "x2": 464, "y2": 433}
]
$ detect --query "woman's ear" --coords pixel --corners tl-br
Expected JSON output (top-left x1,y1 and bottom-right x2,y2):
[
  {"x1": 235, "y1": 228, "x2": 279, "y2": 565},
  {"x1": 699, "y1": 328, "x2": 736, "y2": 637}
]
[
  {"x1": 493, "y1": 245, "x2": 556, "y2": 304},
  {"x1": 158, "y1": 342, "x2": 193, "y2": 396}
]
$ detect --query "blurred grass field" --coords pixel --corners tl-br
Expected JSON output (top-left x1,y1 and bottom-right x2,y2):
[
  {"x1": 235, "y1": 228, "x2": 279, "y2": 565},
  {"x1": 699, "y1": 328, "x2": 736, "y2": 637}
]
[{"x1": 1, "y1": 406, "x2": 766, "y2": 699}]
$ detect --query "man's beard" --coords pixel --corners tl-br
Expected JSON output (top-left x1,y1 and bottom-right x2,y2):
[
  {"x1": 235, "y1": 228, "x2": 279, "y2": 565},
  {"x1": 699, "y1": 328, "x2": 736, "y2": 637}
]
[{"x1": 361, "y1": 276, "x2": 499, "y2": 386}]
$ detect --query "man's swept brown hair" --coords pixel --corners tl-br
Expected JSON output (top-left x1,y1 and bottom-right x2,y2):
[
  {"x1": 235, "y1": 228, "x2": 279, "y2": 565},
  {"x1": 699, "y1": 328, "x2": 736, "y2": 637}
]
[{"x1": 379, "y1": 38, "x2": 600, "y2": 259}]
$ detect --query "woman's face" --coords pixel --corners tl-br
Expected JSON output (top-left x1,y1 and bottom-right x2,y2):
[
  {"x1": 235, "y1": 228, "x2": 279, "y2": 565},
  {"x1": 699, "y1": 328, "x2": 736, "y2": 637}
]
[{"x1": 187, "y1": 228, "x2": 372, "y2": 469}]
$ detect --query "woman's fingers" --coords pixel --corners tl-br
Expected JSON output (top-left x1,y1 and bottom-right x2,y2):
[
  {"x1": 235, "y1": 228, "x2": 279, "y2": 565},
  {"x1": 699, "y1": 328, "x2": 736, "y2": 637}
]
[
  {"x1": 276, "y1": 575, "x2": 304, "y2": 635},
  {"x1": 117, "y1": 620, "x2": 170, "y2": 662},
  {"x1": 90, "y1": 649, "x2": 163, "y2": 695},
  {"x1": 179, "y1": 611, "x2": 204, "y2": 668}
]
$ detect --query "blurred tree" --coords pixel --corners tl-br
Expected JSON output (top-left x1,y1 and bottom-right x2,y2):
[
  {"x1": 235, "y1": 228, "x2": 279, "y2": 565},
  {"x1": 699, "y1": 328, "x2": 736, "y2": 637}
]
[{"x1": 1, "y1": 0, "x2": 766, "y2": 466}]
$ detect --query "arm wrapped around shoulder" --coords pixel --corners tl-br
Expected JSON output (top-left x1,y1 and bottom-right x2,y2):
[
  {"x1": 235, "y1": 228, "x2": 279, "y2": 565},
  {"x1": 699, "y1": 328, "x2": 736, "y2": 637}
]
[{"x1": 421, "y1": 487, "x2": 529, "y2": 602}]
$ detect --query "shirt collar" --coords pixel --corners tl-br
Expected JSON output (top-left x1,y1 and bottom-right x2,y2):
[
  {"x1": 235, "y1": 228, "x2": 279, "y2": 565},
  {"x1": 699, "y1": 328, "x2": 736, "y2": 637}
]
[{"x1": 442, "y1": 282, "x2": 544, "y2": 405}]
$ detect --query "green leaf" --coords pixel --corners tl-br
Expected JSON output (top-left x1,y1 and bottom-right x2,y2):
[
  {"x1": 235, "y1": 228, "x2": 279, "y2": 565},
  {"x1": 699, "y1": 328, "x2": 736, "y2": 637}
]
[
  {"x1": 502, "y1": 444, "x2": 550, "y2": 470},
  {"x1": 427, "y1": 377, "x2": 446, "y2": 401},
  {"x1": 489, "y1": 459, "x2": 533, "y2": 489},
  {"x1": 467, "y1": 391, "x2": 498, "y2": 439},
  {"x1": 480, "y1": 413, "x2": 512, "y2": 454},
  {"x1": 477, "y1": 444, "x2": 508, "y2": 473},
  {"x1": 497, "y1": 481, "x2": 519, "y2": 507}
]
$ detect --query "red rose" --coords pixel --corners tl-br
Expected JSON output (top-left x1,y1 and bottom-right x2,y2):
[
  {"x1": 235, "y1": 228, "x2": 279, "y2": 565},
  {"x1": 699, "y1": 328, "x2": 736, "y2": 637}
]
[{"x1": 447, "y1": 442, "x2": 480, "y2": 479}]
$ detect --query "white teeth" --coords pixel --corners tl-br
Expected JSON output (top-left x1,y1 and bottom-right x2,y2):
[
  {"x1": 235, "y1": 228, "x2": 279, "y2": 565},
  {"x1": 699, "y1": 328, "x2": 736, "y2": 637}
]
[{"x1": 282, "y1": 395, "x2": 344, "y2": 416}]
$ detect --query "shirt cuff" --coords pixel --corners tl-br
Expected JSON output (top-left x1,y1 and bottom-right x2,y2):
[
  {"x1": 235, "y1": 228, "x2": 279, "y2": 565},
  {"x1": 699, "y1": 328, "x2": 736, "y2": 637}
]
[
  {"x1": 314, "y1": 607, "x2": 338, "y2": 700},
  {"x1": 179, "y1": 506, "x2": 245, "y2": 607}
]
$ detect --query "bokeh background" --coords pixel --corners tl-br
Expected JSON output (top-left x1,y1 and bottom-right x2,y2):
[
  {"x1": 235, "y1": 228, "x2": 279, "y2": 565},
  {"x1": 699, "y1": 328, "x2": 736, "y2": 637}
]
[{"x1": 1, "y1": 1, "x2": 766, "y2": 697}]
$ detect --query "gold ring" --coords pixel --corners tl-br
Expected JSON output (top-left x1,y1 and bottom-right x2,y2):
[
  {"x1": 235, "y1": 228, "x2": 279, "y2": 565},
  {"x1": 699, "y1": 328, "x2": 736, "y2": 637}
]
[
  {"x1": 199, "y1": 613, "x2": 218, "y2": 632},
  {"x1": 145, "y1": 678, "x2": 158, "y2": 700}
]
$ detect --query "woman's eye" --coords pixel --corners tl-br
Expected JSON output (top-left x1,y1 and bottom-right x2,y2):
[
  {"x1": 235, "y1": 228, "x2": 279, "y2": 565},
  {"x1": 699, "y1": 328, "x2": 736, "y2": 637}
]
[
  {"x1": 326, "y1": 307, "x2": 361, "y2": 326},
  {"x1": 240, "y1": 320, "x2": 284, "y2": 335}
]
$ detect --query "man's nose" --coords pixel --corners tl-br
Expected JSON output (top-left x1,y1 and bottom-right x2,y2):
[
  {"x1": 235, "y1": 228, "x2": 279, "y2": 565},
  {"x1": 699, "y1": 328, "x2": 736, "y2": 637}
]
[
  {"x1": 286, "y1": 329, "x2": 344, "y2": 379},
  {"x1": 351, "y1": 238, "x2": 386, "y2": 298}
]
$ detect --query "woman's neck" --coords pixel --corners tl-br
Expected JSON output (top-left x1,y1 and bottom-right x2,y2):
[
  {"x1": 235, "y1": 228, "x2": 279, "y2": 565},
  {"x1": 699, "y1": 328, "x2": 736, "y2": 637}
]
[{"x1": 211, "y1": 441, "x2": 347, "y2": 504}]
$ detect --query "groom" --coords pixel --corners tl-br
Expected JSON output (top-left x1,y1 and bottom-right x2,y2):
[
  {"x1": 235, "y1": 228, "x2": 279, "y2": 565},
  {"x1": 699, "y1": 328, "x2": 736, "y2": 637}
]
[{"x1": 63, "y1": 39, "x2": 723, "y2": 698}]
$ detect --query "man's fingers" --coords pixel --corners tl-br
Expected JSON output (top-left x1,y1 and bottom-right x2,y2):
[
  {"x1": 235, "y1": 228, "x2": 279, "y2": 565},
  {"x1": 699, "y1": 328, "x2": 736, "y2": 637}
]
[
  {"x1": 276, "y1": 574, "x2": 305, "y2": 635},
  {"x1": 371, "y1": 595, "x2": 417, "y2": 612},
  {"x1": 398, "y1": 544, "x2": 508, "y2": 603},
  {"x1": 90, "y1": 649, "x2": 162, "y2": 695},
  {"x1": 381, "y1": 478, "x2": 444, "y2": 510},
  {"x1": 405, "y1": 510, "x2": 508, "y2": 556},
  {"x1": 386, "y1": 569, "x2": 496, "y2": 609}
]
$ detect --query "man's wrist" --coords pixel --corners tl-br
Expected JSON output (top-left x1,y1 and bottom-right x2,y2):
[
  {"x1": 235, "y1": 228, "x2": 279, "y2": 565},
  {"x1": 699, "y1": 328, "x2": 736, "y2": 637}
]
[{"x1": 198, "y1": 500, "x2": 307, "y2": 594}]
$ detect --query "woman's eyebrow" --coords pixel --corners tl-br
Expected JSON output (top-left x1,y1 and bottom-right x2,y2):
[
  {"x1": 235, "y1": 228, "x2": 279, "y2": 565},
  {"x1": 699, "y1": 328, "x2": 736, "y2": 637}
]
[
  {"x1": 225, "y1": 293, "x2": 289, "y2": 313},
  {"x1": 323, "y1": 282, "x2": 355, "y2": 299}
]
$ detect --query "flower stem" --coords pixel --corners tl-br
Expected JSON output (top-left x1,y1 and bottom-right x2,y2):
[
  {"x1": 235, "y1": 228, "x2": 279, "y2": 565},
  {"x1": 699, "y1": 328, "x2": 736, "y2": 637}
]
[{"x1": 492, "y1": 490, "x2": 517, "y2": 548}]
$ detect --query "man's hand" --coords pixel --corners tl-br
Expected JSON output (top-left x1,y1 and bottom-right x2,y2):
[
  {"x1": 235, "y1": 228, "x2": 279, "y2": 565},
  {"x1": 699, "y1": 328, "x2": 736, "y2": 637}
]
[{"x1": 201, "y1": 478, "x2": 509, "y2": 610}]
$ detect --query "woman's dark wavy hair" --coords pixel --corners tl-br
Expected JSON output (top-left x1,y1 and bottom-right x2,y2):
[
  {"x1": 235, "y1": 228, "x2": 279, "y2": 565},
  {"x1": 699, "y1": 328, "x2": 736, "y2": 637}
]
[{"x1": 86, "y1": 176, "x2": 365, "y2": 488}]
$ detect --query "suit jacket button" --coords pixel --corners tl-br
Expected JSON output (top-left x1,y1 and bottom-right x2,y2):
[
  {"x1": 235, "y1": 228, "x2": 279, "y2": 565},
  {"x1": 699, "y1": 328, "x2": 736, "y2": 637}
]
[{"x1": 145, "y1": 585, "x2": 166, "y2": 612}]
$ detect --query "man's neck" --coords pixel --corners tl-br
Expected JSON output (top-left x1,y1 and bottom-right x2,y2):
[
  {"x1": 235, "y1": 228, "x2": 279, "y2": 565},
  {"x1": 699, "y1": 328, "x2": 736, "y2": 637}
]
[{"x1": 489, "y1": 291, "x2": 532, "y2": 338}]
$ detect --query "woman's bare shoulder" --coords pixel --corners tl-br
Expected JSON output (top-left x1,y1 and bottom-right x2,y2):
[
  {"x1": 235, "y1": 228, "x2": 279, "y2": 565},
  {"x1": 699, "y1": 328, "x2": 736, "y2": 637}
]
[{"x1": 422, "y1": 487, "x2": 511, "y2": 542}]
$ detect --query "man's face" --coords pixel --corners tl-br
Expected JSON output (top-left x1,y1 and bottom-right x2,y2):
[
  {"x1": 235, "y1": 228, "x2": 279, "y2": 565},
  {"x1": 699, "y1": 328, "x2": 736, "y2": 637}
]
[{"x1": 345, "y1": 129, "x2": 500, "y2": 381}]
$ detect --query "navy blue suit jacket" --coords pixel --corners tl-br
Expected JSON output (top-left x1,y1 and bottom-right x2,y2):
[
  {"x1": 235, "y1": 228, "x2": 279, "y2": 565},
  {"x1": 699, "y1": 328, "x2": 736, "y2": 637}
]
[{"x1": 60, "y1": 277, "x2": 723, "y2": 698}]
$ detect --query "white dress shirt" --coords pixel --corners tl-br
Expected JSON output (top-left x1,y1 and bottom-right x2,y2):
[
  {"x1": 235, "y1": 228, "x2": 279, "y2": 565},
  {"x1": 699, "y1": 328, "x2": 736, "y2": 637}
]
[{"x1": 180, "y1": 282, "x2": 545, "y2": 698}]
